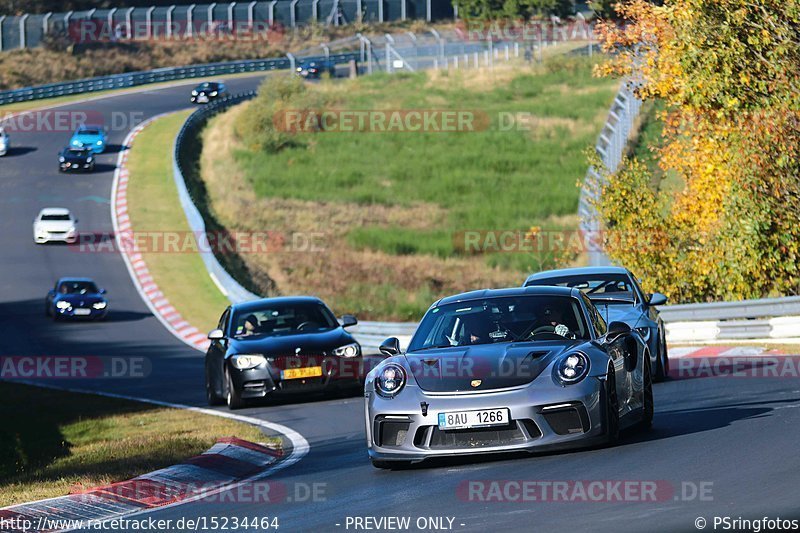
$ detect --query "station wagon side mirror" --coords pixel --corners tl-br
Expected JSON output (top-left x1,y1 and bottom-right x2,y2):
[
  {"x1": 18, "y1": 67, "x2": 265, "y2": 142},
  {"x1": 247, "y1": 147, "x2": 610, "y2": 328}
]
[
  {"x1": 379, "y1": 337, "x2": 401, "y2": 357},
  {"x1": 341, "y1": 314, "x2": 358, "y2": 328},
  {"x1": 99, "y1": 288, "x2": 107, "y2": 294},
  {"x1": 648, "y1": 292, "x2": 668, "y2": 306},
  {"x1": 208, "y1": 329, "x2": 225, "y2": 341}
]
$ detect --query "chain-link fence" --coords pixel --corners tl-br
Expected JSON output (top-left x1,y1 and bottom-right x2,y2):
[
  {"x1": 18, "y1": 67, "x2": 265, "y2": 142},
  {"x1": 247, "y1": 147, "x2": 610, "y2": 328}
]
[{"x1": 0, "y1": 0, "x2": 457, "y2": 51}]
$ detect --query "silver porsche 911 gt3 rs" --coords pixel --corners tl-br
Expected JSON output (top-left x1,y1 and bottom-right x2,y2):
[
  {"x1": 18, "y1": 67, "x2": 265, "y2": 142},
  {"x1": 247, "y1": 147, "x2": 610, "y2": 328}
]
[{"x1": 365, "y1": 286, "x2": 653, "y2": 469}]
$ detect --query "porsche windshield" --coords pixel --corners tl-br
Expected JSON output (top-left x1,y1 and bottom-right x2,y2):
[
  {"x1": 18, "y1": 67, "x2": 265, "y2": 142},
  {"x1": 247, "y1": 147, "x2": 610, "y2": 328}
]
[
  {"x1": 408, "y1": 295, "x2": 590, "y2": 351},
  {"x1": 232, "y1": 303, "x2": 338, "y2": 338}
]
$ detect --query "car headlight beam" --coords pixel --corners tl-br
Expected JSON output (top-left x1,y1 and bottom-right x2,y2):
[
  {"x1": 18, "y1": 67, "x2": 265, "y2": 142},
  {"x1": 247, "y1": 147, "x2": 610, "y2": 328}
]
[
  {"x1": 231, "y1": 354, "x2": 267, "y2": 370},
  {"x1": 375, "y1": 363, "x2": 406, "y2": 397},
  {"x1": 555, "y1": 352, "x2": 590, "y2": 384},
  {"x1": 333, "y1": 342, "x2": 360, "y2": 358}
]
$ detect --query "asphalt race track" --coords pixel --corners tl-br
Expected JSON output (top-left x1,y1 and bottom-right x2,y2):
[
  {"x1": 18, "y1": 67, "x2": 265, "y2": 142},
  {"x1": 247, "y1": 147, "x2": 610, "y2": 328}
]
[{"x1": 2, "y1": 78, "x2": 800, "y2": 532}]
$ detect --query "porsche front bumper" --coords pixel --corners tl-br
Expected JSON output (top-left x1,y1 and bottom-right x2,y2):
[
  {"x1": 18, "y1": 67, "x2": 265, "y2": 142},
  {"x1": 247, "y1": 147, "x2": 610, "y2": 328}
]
[{"x1": 366, "y1": 375, "x2": 606, "y2": 464}]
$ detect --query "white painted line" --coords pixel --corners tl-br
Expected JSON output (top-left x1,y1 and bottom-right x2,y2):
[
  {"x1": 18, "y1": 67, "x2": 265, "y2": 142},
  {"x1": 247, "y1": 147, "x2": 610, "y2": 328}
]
[
  {"x1": 208, "y1": 271, "x2": 229, "y2": 297},
  {"x1": 2, "y1": 381, "x2": 309, "y2": 531}
]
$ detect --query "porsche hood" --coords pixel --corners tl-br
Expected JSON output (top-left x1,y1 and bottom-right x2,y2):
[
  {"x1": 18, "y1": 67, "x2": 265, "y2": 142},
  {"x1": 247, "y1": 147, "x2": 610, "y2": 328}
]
[{"x1": 403, "y1": 341, "x2": 579, "y2": 393}]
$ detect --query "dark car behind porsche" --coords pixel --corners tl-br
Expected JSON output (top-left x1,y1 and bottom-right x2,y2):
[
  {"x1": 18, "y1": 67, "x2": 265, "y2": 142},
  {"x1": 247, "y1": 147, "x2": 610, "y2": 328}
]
[{"x1": 205, "y1": 296, "x2": 364, "y2": 409}]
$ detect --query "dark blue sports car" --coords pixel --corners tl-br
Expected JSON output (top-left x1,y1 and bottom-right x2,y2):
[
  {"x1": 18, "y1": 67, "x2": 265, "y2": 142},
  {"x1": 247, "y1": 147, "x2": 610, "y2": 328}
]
[{"x1": 45, "y1": 277, "x2": 108, "y2": 320}]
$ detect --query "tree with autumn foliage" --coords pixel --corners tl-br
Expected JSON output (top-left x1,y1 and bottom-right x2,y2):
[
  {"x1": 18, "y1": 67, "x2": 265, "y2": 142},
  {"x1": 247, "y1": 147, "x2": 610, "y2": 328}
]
[{"x1": 591, "y1": 0, "x2": 800, "y2": 302}]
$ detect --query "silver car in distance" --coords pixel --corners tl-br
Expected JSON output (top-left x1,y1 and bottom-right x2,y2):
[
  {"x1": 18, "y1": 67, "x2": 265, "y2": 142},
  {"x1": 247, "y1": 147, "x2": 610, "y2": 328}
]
[{"x1": 365, "y1": 286, "x2": 653, "y2": 469}]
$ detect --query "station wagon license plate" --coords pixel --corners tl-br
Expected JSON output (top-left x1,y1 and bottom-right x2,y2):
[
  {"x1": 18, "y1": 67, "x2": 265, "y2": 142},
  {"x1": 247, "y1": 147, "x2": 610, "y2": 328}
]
[
  {"x1": 438, "y1": 408, "x2": 510, "y2": 430},
  {"x1": 281, "y1": 366, "x2": 323, "y2": 380},
  {"x1": 73, "y1": 308, "x2": 91, "y2": 315}
]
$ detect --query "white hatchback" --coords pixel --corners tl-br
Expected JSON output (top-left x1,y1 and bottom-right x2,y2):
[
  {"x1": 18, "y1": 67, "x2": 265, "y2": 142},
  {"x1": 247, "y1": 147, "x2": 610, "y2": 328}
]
[
  {"x1": 33, "y1": 208, "x2": 78, "y2": 244},
  {"x1": 0, "y1": 127, "x2": 8, "y2": 156}
]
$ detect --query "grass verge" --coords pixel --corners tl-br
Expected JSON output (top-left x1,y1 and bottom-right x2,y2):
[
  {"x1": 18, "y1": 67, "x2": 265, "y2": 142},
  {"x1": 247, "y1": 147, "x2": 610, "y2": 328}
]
[
  {"x1": 196, "y1": 55, "x2": 619, "y2": 320},
  {"x1": 0, "y1": 381, "x2": 275, "y2": 507},
  {"x1": 125, "y1": 110, "x2": 231, "y2": 333}
]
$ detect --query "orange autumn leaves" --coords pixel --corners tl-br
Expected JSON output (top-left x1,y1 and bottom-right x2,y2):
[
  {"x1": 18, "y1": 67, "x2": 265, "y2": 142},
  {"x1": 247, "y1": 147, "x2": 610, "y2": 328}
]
[{"x1": 591, "y1": 0, "x2": 800, "y2": 302}]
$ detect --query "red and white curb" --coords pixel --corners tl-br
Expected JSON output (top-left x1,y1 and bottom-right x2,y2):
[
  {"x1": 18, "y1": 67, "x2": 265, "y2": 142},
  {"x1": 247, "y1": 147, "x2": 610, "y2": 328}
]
[
  {"x1": 0, "y1": 437, "x2": 281, "y2": 532},
  {"x1": 110, "y1": 113, "x2": 210, "y2": 353},
  {"x1": 669, "y1": 345, "x2": 782, "y2": 359}
]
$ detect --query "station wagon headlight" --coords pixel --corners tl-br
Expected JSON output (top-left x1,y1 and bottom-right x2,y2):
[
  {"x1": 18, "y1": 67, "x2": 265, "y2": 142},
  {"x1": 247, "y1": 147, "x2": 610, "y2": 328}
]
[
  {"x1": 87, "y1": 157, "x2": 93, "y2": 163},
  {"x1": 375, "y1": 363, "x2": 406, "y2": 397},
  {"x1": 192, "y1": 90, "x2": 198, "y2": 95},
  {"x1": 210, "y1": 91, "x2": 218, "y2": 96},
  {"x1": 333, "y1": 342, "x2": 360, "y2": 358},
  {"x1": 56, "y1": 301, "x2": 71, "y2": 309},
  {"x1": 555, "y1": 352, "x2": 590, "y2": 384},
  {"x1": 92, "y1": 302, "x2": 107, "y2": 310},
  {"x1": 59, "y1": 156, "x2": 65, "y2": 162},
  {"x1": 231, "y1": 354, "x2": 267, "y2": 370}
]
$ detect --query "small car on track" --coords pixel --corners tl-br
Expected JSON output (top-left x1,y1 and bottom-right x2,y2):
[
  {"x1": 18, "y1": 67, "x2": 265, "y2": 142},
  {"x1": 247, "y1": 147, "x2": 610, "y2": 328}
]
[
  {"x1": 45, "y1": 277, "x2": 108, "y2": 320},
  {"x1": 190, "y1": 81, "x2": 228, "y2": 104},
  {"x1": 296, "y1": 59, "x2": 336, "y2": 79},
  {"x1": 58, "y1": 147, "x2": 95, "y2": 172},
  {"x1": 365, "y1": 286, "x2": 653, "y2": 469},
  {"x1": 205, "y1": 296, "x2": 363, "y2": 409},
  {"x1": 523, "y1": 266, "x2": 669, "y2": 381},
  {"x1": 69, "y1": 124, "x2": 107, "y2": 154},
  {"x1": 33, "y1": 208, "x2": 78, "y2": 244}
]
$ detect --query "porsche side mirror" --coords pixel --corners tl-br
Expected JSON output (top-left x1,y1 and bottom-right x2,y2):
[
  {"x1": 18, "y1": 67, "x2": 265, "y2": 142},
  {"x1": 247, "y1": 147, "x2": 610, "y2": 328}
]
[
  {"x1": 208, "y1": 329, "x2": 225, "y2": 341},
  {"x1": 379, "y1": 337, "x2": 401, "y2": 357},
  {"x1": 99, "y1": 288, "x2": 107, "y2": 294},
  {"x1": 605, "y1": 321, "x2": 631, "y2": 342},
  {"x1": 648, "y1": 292, "x2": 668, "y2": 306},
  {"x1": 341, "y1": 314, "x2": 358, "y2": 328}
]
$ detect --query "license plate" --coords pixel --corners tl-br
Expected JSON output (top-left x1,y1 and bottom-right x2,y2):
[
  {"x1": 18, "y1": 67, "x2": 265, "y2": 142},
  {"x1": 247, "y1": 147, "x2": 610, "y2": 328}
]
[
  {"x1": 197, "y1": 95, "x2": 208, "y2": 102},
  {"x1": 281, "y1": 366, "x2": 322, "y2": 380},
  {"x1": 438, "y1": 408, "x2": 510, "y2": 430},
  {"x1": 73, "y1": 308, "x2": 91, "y2": 315}
]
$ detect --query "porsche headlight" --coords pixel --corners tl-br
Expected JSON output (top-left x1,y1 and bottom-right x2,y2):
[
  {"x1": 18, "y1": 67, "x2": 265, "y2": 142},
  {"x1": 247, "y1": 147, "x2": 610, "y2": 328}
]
[
  {"x1": 192, "y1": 90, "x2": 198, "y2": 95},
  {"x1": 555, "y1": 352, "x2": 590, "y2": 384},
  {"x1": 375, "y1": 363, "x2": 406, "y2": 397},
  {"x1": 96, "y1": 140, "x2": 103, "y2": 145},
  {"x1": 59, "y1": 156, "x2": 65, "y2": 162},
  {"x1": 92, "y1": 302, "x2": 107, "y2": 310},
  {"x1": 231, "y1": 354, "x2": 267, "y2": 370},
  {"x1": 72, "y1": 140, "x2": 81, "y2": 146},
  {"x1": 333, "y1": 342, "x2": 360, "y2": 358},
  {"x1": 87, "y1": 157, "x2": 93, "y2": 163},
  {"x1": 210, "y1": 91, "x2": 218, "y2": 96},
  {"x1": 56, "y1": 301, "x2": 71, "y2": 309}
]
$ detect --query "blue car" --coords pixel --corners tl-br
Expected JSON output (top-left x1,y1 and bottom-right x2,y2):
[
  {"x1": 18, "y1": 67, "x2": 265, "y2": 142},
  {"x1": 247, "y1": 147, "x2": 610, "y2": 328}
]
[
  {"x1": 45, "y1": 277, "x2": 108, "y2": 321},
  {"x1": 69, "y1": 125, "x2": 107, "y2": 154}
]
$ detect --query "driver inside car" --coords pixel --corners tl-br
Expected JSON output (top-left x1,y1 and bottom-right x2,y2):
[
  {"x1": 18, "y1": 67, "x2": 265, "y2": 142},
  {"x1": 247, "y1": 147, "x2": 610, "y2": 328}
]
[{"x1": 534, "y1": 306, "x2": 576, "y2": 339}]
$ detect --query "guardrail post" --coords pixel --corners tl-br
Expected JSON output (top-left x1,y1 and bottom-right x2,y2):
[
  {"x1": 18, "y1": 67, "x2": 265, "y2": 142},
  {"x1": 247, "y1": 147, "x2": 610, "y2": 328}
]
[
  {"x1": 187, "y1": 4, "x2": 195, "y2": 37},
  {"x1": 290, "y1": 0, "x2": 299, "y2": 27},
  {"x1": 0, "y1": 16, "x2": 5, "y2": 52},
  {"x1": 321, "y1": 43, "x2": 330, "y2": 60},
  {"x1": 378, "y1": 0, "x2": 384, "y2": 22},
  {"x1": 43, "y1": 12, "x2": 52, "y2": 37},
  {"x1": 426, "y1": 0, "x2": 431, "y2": 22},
  {"x1": 247, "y1": 1, "x2": 256, "y2": 28},
  {"x1": 228, "y1": 2, "x2": 236, "y2": 28},
  {"x1": 19, "y1": 14, "x2": 28, "y2": 49},
  {"x1": 357, "y1": 33, "x2": 372, "y2": 74},
  {"x1": 287, "y1": 52, "x2": 296, "y2": 72},
  {"x1": 146, "y1": 6, "x2": 155, "y2": 39},
  {"x1": 166, "y1": 6, "x2": 175, "y2": 38},
  {"x1": 400, "y1": 0, "x2": 407, "y2": 20},
  {"x1": 64, "y1": 10, "x2": 73, "y2": 31},
  {"x1": 453, "y1": 2, "x2": 458, "y2": 19},
  {"x1": 268, "y1": 0, "x2": 278, "y2": 24}
]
